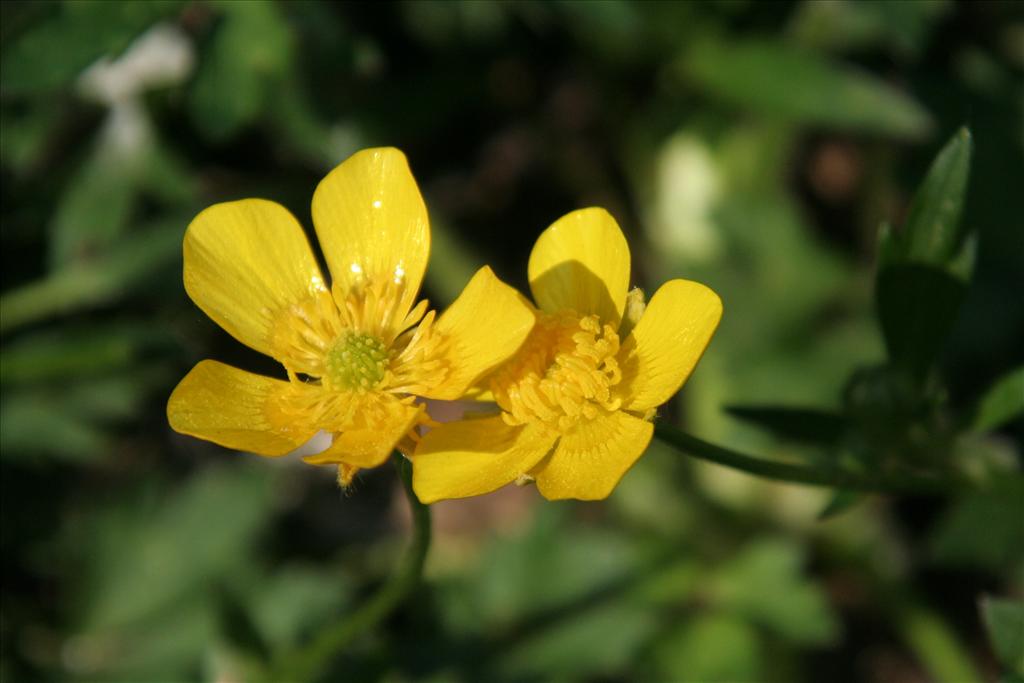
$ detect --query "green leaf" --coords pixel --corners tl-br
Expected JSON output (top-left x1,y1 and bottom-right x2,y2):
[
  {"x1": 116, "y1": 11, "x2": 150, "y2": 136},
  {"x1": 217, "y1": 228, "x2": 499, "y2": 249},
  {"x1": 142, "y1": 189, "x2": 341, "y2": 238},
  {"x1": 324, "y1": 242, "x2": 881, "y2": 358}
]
[
  {"x1": 1, "y1": 0, "x2": 183, "y2": 95},
  {"x1": 874, "y1": 128, "x2": 974, "y2": 376},
  {"x1": 437, "y1": 507, "x2": 659, "y2": 678},
  {"x1": 60, "y1": 371, "x2": 169, "y2": 421},
  {"x1": 902, "y1": 604, "x2": 985, "y2": 683},
  {"x1": 0, "y1": 393, "x2": 109, "y2": 463},
  {"x1": 135, "y1": 140, "x2": 198, "y2": 206},
  {"x1": 714, "y1": 539, "x2": 840, "y2": 645},
  {"x1": 681, "y1": 39, "x2": 932, "y2": 138},
  {"x1": 79, "y1": 464, "x2": 278, "y2": 630},
  {"x1": 48, "y1": 141, "x2": 139, "y2": 268},
  {"x1": 0, "y1": 325, "x2": 144, "y2": 384},
  {"x1": 48, "y1": 130, "x2": 195, "y2": 269},
  {"x1": 0, "y1": 99, "x2": 61, "y2": 172},
  {"x1": 981, "y1": 597, "x2": 1024, "y2": 676},
  {"x1": 248, "y1": 566, "x2": 352, "y2": 648},
  {"x1": 725, "y1": 405, "x2": 847, "y2": 446},
  {"x1": 0, "y1": 218, "x2": 184, "y2": 333},
  {"x1": 647, "y1": 614, "x2": 762, "y2": 683},
  {"x1": 901, "y1": 127, "x2": 973, "y2": 265},
  {"x1": 497, "y1": 598, "x2": 658, "y2": 679},
  {"x1": 876, "y1": 263, "x2": 967, "y2": 378},
  {"x1": 818, "y1": 490, "x2": 862, "y2": 520},
  {"x1": 215, "y1": 586, "x2": 272, "y2": 667},
  {"x1": 69, "y1": 598, "x2": 217, "y2": 681},
  {"x1": 188, "y1": 2, "x2": 292, "y2": 141},
  {"x1": 972, "y1": 366, "x2": 1024, "y2": 432},
  {"x1": 929, "y1": 478, "x2": 1024, "y2": 571},
  {"x1": 789, "y1": 0, "x2": 951, "y2": 59},
  {"x1": 0, "y1": 369, "x2": 167, "y2": 463}
]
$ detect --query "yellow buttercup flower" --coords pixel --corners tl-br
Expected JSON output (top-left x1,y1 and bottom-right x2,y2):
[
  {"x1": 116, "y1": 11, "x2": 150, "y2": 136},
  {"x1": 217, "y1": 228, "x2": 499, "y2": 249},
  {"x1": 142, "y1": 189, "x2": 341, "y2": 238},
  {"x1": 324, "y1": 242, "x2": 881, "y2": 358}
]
[
  {"x1": 412, "y1": 207, "x2": 722, "y2": 502},
  {"x1": 167, "y1": 148, "x2": 535, "y2": 483}
]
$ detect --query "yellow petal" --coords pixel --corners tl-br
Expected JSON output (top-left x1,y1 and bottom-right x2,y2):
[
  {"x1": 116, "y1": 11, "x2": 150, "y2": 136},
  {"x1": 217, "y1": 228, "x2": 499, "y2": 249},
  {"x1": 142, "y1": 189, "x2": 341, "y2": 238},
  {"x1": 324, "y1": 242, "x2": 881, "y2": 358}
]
[
  {"x1": 422, "y1": 266, "x2": 536, "y2": 401},
  {"x1": 535, "y1": 411, "x2": 653, "y2": 501},
  {"x1": 412, "y1": 416, "x2": 557, "y2": 503},
  {"x1": 461, "y1": 386, "x2": 496, "y2": 402},
  {"x1": 167, "y1": 360, "x2": 314, "y2": 456},
  {"x1": 619, "y1": 279, "x2": 722, "y2": 412},
  {"x1": 183, "y1": 199, "x2": 326, "y2": 359},
  {"x1": 303, "y1": 399, "x2": 423, "y2": 469},
  {"x1": 312, "y1": 147, "x2": 429, "y2": 318},
  {"x1": 337, "y1": 464, "x2": 360, "y2": 487},
  {"x1": 528, "y1": 207, "x2": 630, "y2": 324}
]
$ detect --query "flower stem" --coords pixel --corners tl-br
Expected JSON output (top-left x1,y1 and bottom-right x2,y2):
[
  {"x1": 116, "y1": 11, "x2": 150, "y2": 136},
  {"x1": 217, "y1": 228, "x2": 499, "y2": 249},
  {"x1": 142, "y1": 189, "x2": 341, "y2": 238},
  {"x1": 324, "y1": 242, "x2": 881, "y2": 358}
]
[
  {"x1": 271, "y1": 454, "x2": 431, "y2": 682},
  {"x1": 653, "y1": 422, "x2": 956, "y2": 495}
]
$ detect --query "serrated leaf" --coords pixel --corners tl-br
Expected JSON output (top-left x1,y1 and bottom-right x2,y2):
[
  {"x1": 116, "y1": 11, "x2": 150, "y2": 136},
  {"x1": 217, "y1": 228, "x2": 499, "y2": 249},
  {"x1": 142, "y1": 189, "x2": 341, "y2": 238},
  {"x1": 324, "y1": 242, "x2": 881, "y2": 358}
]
[
  {"x1": 725, "y1": 405, "x2": 847, "y2": 446},
  {"x1": 981, "y1": 597, "x2": 1024, "y2": 676},
  {"x1": 1, "y1": 0, "x2": 183, "y2": 95},
  {"x1": 972, "y1": 366, "x2": 1024, "y2": 432},
  {"x1": 681, "y1": 39, "x2": 932, "y2": 138}
]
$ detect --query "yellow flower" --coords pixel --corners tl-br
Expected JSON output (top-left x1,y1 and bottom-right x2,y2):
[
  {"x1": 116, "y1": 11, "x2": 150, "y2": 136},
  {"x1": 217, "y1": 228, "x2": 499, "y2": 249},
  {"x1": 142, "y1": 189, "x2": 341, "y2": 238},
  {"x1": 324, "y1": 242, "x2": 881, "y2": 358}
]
[
  {"x1": 167, "y1": 148, "x2": 535, "y2": 483},
  {"x1": 412, "y1": 208, "x2": 722, "y2": 502}
]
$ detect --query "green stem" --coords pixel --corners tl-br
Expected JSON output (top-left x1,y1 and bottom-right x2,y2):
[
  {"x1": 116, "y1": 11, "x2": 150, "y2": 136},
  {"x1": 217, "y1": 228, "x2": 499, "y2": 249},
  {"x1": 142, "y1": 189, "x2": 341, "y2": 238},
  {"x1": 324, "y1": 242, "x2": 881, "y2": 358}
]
[
  {"x1": 271, "y1": 454, "x2": 431, "y2": 682},
  {"x1": 653, "y1": 422, "x2": 955, "y2": 495}
]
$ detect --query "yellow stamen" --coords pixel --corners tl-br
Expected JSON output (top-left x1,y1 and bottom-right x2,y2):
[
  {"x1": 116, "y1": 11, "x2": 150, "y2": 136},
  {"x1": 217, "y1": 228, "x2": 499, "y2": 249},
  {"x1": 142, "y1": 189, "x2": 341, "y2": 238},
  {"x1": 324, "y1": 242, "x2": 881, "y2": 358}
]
[
  {"x1": 268, "y1": 279, "x2": 451, "y2": 439},
  {"x1": 491, "y1": 312, "x2": 622, "y2": 432}
]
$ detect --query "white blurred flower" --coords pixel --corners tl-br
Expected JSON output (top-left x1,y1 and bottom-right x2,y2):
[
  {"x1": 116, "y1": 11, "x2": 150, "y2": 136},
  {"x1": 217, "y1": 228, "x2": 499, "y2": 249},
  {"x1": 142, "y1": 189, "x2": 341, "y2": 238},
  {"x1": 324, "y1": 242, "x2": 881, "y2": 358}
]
[
  {"x1": 78, "y1": 23, "x2": 194, "y2": 105},
  {"x1": 77, "y1": 24, "x2": 195, "y2": 160},
  {"x1": 650, "y1": 133, "x2": 722, "y2": 263}
]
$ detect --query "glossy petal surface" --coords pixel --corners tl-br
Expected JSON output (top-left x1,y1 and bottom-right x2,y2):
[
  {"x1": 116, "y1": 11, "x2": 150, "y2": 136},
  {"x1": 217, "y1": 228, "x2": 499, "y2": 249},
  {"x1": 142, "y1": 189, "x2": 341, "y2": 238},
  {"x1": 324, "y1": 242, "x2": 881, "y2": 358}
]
[
  {"x1": 535, "y1": 411, "x2": 653, "y2": 501},
  {"x1": 528, "y1": 208, "x2": 630, "y2": 325},
  {"x1": 423, "y1": 266, "x2": 536, "y2": 400},
  {"x1": 619, "y1": 279, "x2": 722, "y2": 411},
  {"x1": 167, "y1": 360, "x2": 315, "y2": 456},
  {"x1": 312, "y1": 147, "x2": 429, "y2": 319},
  {"x1": 184, "y1": 199, "x2": 326, "y2": 358},
  {"x1": 412, "y1": 417, "x2": 557, "y2": 503},
  {"x1": 303, "y1": 399, "x2": 424, "y2": 469}
]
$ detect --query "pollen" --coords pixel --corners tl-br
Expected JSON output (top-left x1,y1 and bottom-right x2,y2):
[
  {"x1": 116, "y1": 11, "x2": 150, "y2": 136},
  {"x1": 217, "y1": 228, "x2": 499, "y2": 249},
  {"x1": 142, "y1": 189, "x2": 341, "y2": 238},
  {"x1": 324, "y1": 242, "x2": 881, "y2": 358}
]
[
  {"x1": 325, "y1": 331, "x2": 390, "y2": 391},
  {"x1": 491, "y1": 312, "x2": 622, "y2": 432}
]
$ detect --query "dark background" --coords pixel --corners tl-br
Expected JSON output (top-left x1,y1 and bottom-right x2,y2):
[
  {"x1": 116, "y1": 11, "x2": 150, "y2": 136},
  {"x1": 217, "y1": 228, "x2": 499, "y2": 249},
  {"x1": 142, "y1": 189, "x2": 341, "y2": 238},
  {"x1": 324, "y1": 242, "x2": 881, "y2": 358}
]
[{"x1": 2, "y1": 1, "x2": 1022, "y2": 681}]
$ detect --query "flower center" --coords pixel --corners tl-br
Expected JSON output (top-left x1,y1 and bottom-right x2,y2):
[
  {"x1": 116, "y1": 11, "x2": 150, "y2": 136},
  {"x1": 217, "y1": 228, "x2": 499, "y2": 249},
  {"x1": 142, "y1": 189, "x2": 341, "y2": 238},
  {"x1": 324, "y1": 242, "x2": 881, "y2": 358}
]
[
  {"x1": 324, "y1": 332, "x2": 389, "y2": 391},
  {"x1": 490, "y1": 312, "x2": 622, "y2": 432}
]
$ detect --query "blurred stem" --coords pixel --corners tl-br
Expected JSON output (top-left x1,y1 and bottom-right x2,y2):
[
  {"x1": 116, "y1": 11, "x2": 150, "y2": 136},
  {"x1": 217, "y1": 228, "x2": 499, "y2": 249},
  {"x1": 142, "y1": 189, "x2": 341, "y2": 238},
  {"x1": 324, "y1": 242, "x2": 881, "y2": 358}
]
[
  {"x1": 271, "y1": 454, "x2": 431, "y2": 682},
  {"x1": 654, "y1": 422, "x2": 956, "y2": 495}
]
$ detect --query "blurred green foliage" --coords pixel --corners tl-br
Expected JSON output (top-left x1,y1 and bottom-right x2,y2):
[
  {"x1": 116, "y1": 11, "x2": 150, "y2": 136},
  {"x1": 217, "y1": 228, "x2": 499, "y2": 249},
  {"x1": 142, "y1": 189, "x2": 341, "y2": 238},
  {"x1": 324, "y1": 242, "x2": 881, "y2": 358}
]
[{"x1": 2, "y1": 1, "x2": 1022, "y2": 682}]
